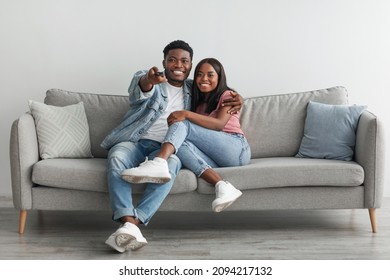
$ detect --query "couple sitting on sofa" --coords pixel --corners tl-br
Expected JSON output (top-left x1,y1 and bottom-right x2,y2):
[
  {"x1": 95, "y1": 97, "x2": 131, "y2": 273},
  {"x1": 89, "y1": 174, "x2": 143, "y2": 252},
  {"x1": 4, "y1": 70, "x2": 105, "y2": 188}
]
[{"x1": 101, "y1": 40, "x2": 251, "y2": 253}]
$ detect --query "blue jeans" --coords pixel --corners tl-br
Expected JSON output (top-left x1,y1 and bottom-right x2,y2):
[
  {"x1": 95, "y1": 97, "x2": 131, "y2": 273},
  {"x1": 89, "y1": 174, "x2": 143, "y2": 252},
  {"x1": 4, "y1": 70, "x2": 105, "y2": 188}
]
[
  {"x1": 107, "y1": 139, "x2": 181, "y2": 225},
  {"x1": 163, "y1": 120, "x2": 251, "y2": 176}
]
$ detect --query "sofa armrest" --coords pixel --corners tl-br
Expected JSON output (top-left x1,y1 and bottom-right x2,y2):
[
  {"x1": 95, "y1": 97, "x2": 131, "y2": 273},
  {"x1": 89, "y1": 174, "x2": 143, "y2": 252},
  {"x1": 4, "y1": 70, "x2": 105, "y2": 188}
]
[
  {"x1": 9, "y1": 113, "x2": 40, "y2": 210},
  {"x1": 355, "y1": 111, "x2": 385, "y2": 208}
]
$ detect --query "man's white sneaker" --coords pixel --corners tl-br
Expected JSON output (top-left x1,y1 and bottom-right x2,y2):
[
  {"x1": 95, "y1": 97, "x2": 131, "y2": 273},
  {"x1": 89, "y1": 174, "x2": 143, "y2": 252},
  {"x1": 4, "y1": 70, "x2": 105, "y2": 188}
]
[
  {"x1": 121, "y1": 157, "x2": 171, "y2": 184},
  {"x1": 212, "y1": 181, "x2": 242, "y2": 212},
  {"x1": 105, "y1": 222, "x2": 147, "y2": 253},
  {"x1": 105, "y1": 234, "x2": 126, "y2": 253}
]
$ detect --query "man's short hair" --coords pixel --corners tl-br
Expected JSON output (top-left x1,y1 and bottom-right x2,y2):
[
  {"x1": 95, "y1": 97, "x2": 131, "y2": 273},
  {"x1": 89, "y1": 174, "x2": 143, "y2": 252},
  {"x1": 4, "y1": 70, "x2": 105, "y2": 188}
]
[{"x1": 163, "y1": 40, "x2": 193, "y2": 60}]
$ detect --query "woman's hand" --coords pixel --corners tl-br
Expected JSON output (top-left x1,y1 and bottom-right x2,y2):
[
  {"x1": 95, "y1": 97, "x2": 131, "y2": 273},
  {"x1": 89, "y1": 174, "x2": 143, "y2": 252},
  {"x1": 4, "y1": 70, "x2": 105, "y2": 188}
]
[{"x1": 167, "y1": 110, "x2": 189, "y2": 126}]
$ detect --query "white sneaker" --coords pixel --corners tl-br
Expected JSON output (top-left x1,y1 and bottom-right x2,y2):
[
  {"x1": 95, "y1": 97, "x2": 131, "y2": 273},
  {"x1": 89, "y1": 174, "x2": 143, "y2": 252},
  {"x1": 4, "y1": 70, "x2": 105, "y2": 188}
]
[
  {"x1": 105, "y1": 234, "x2": 126, "y2": 253},
  {"x1": 212, "y1": 181, "x2": 242, "y2": 212},
  {"x1": 121, "y1": 157, "x2": 171, "y2": 184},
  {"x1": 105, "y1": 222, "x2": 147, "y2": 253}
]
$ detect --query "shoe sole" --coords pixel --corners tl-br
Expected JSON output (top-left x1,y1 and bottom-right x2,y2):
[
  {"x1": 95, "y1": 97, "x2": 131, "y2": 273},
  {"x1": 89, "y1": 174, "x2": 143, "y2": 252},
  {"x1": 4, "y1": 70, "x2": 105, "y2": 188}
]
[
  {"x1": 122, "y1": 175, "x2": 171, "y2": 184},
  {"x1": 212, "y1": 191, "x2": 243, "y2": 212},
  {"x1": 116, "y1": 233, "x2": 147, "y2": 251},
  {"x1": 105, "y1": 235, "x2": 126, "y2": 253}
]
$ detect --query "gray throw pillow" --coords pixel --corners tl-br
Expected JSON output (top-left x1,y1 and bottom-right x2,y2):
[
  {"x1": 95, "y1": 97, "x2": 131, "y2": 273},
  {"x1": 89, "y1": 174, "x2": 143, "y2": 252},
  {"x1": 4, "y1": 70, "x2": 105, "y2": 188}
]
[
  {"x1": 29, "y1": 100, "x2": 93, "y2": 159},
  {"x1": 296, "y1": 101, "x2": 367, "y2": 161}
]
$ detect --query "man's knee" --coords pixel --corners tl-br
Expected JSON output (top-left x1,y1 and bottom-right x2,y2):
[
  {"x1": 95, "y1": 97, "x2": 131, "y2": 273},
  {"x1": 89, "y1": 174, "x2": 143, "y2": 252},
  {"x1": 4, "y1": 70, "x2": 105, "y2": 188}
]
[{"x1": 107, "y1": 142, "x2": 142, "y2": 170}]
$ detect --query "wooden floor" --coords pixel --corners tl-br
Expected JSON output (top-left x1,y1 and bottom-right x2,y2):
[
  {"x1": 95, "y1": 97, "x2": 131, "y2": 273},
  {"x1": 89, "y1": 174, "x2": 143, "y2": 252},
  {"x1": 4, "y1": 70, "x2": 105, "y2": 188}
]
[{"x1": 1, "y1": 196, "x2": 389, "y2": 260}]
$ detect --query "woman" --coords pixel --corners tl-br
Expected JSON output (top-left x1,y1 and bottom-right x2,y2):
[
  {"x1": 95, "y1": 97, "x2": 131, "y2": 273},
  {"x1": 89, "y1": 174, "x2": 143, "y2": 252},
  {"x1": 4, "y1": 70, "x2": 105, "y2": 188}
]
[{"x1": 122, "y1": 58, "x2": 251, "y2": 212}]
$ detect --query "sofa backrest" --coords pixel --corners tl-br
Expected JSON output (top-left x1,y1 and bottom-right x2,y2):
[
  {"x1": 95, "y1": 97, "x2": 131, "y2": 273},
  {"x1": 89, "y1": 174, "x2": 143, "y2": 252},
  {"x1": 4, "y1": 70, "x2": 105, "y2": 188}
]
[
  {"x1": 45, "y1": 86, "x2": 349, "y2": 159},
  {"x1": 240, "y1": 86, "x2": 348, "y2": 158}
]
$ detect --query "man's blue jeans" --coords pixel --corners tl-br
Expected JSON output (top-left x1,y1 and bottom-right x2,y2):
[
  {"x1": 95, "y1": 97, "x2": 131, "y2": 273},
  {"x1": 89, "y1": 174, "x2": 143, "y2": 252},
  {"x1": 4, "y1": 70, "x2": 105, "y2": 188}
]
[
  {"x1": 164, "y1": 120, "x2": 251, "y2": 177},
  {"x1": 107, "y1": 139, "x2": 181, "y2": 225}
]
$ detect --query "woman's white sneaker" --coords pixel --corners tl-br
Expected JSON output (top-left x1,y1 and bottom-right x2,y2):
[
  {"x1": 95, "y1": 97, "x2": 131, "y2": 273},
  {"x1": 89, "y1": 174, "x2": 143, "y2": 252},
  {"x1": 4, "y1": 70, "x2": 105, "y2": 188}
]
[
  {"x1": 212, "y1": 181, "x2": 242, "y2": 212},
  {"x1": 121, "y1": 157, "x2": 171, "y2": 184}
]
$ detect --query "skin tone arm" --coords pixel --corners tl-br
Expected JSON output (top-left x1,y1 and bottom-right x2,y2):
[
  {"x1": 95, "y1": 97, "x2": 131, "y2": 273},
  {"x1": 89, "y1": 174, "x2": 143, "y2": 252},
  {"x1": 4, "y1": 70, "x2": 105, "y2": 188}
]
[
  {"x1": 139, "y1": 67, "x2": 167, "y2": 92},
  {"x1": 158, "y1": 103, "x2": 232, "y2": 159},
  {"x1": 222, "y1": 91, "x2": 244, "y2": 114},
  {"x1": 167, "y1": 103, "x2": 232, "y2": 130},
  {"x1": 158, "y1": 104, "x2": 232, "y2": 185}
]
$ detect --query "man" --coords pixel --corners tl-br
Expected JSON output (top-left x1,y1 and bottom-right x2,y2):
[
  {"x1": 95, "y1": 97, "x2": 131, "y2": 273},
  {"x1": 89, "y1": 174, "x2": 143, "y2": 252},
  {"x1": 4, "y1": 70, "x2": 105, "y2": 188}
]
[{"x1": 101, "y1": 40, "x2": 242, "y2": 253}]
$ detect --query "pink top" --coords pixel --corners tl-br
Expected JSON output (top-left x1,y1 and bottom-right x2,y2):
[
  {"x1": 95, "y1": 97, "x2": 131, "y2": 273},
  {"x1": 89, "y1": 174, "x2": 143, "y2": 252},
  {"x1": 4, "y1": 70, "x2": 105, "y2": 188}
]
[{"x1": 195, "y1": 90, "x2": 244, "y2": 135}]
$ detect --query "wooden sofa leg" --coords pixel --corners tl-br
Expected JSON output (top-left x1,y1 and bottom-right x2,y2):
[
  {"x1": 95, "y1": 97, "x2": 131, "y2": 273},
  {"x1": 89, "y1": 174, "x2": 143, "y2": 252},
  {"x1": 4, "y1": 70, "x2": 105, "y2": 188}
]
[
  {"x1": 19, "y1": 210, "x2": 27, "y2": 234},
  {"x1": 368, "y1": 208, "x2": 377, "y2": 233}
]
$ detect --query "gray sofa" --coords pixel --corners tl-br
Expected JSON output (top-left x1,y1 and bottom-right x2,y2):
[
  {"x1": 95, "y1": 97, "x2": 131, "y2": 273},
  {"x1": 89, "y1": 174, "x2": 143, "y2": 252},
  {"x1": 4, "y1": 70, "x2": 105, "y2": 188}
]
[{"x1": 10, "y1": 86, "x2": 384, "y2": 234}]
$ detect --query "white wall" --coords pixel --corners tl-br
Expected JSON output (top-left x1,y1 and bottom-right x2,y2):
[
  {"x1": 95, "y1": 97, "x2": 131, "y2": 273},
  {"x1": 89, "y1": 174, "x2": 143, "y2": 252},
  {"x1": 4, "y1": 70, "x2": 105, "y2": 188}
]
[{"x1": 1, "y1": 0, "x2": 389, "y2": 198}]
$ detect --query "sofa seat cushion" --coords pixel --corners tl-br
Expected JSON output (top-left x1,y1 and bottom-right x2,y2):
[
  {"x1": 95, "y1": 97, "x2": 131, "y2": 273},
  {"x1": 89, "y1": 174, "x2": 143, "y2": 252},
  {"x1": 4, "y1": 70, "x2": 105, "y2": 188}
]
[
  {"x1": 32, "y1": 158, "x2": 197, "y2": 194},
  {"x1": 196, "y1": 157, "x2": 364, "y2": 194}
]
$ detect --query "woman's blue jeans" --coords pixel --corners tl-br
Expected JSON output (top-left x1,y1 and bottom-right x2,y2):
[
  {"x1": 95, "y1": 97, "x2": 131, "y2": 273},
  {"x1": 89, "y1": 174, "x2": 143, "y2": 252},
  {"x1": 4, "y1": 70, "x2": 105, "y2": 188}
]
[
  {"x1": 163, "y1": 120, "x2": 251, "y2": 176},
  {"x1": 107, "y1": 139, "x2": 181, "y2": 225}
]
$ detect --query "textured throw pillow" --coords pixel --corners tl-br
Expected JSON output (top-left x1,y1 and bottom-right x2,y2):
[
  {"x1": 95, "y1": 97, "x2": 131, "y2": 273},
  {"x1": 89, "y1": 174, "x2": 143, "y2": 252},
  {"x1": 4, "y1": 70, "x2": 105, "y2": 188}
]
[
  {"x1": 29, "y1": 100, "x2": 93, "y2": 159},
  {"x1": 296, "y1": 101, "x2": 367, "y2": 161}
]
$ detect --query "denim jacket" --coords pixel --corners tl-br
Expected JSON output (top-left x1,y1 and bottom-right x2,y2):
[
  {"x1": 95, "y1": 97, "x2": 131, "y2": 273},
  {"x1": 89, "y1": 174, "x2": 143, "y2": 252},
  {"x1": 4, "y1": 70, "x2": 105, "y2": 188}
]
[{"x1": 101, "y1": 70, "x2": 193, "y2": 150}]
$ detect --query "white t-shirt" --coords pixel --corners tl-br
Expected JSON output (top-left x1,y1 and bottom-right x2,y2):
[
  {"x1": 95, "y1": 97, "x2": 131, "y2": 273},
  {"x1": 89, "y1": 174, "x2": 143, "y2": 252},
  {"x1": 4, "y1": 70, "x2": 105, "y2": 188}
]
[{"x1": 141, "y1": 83, "x2": 185, "y2": 142}]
